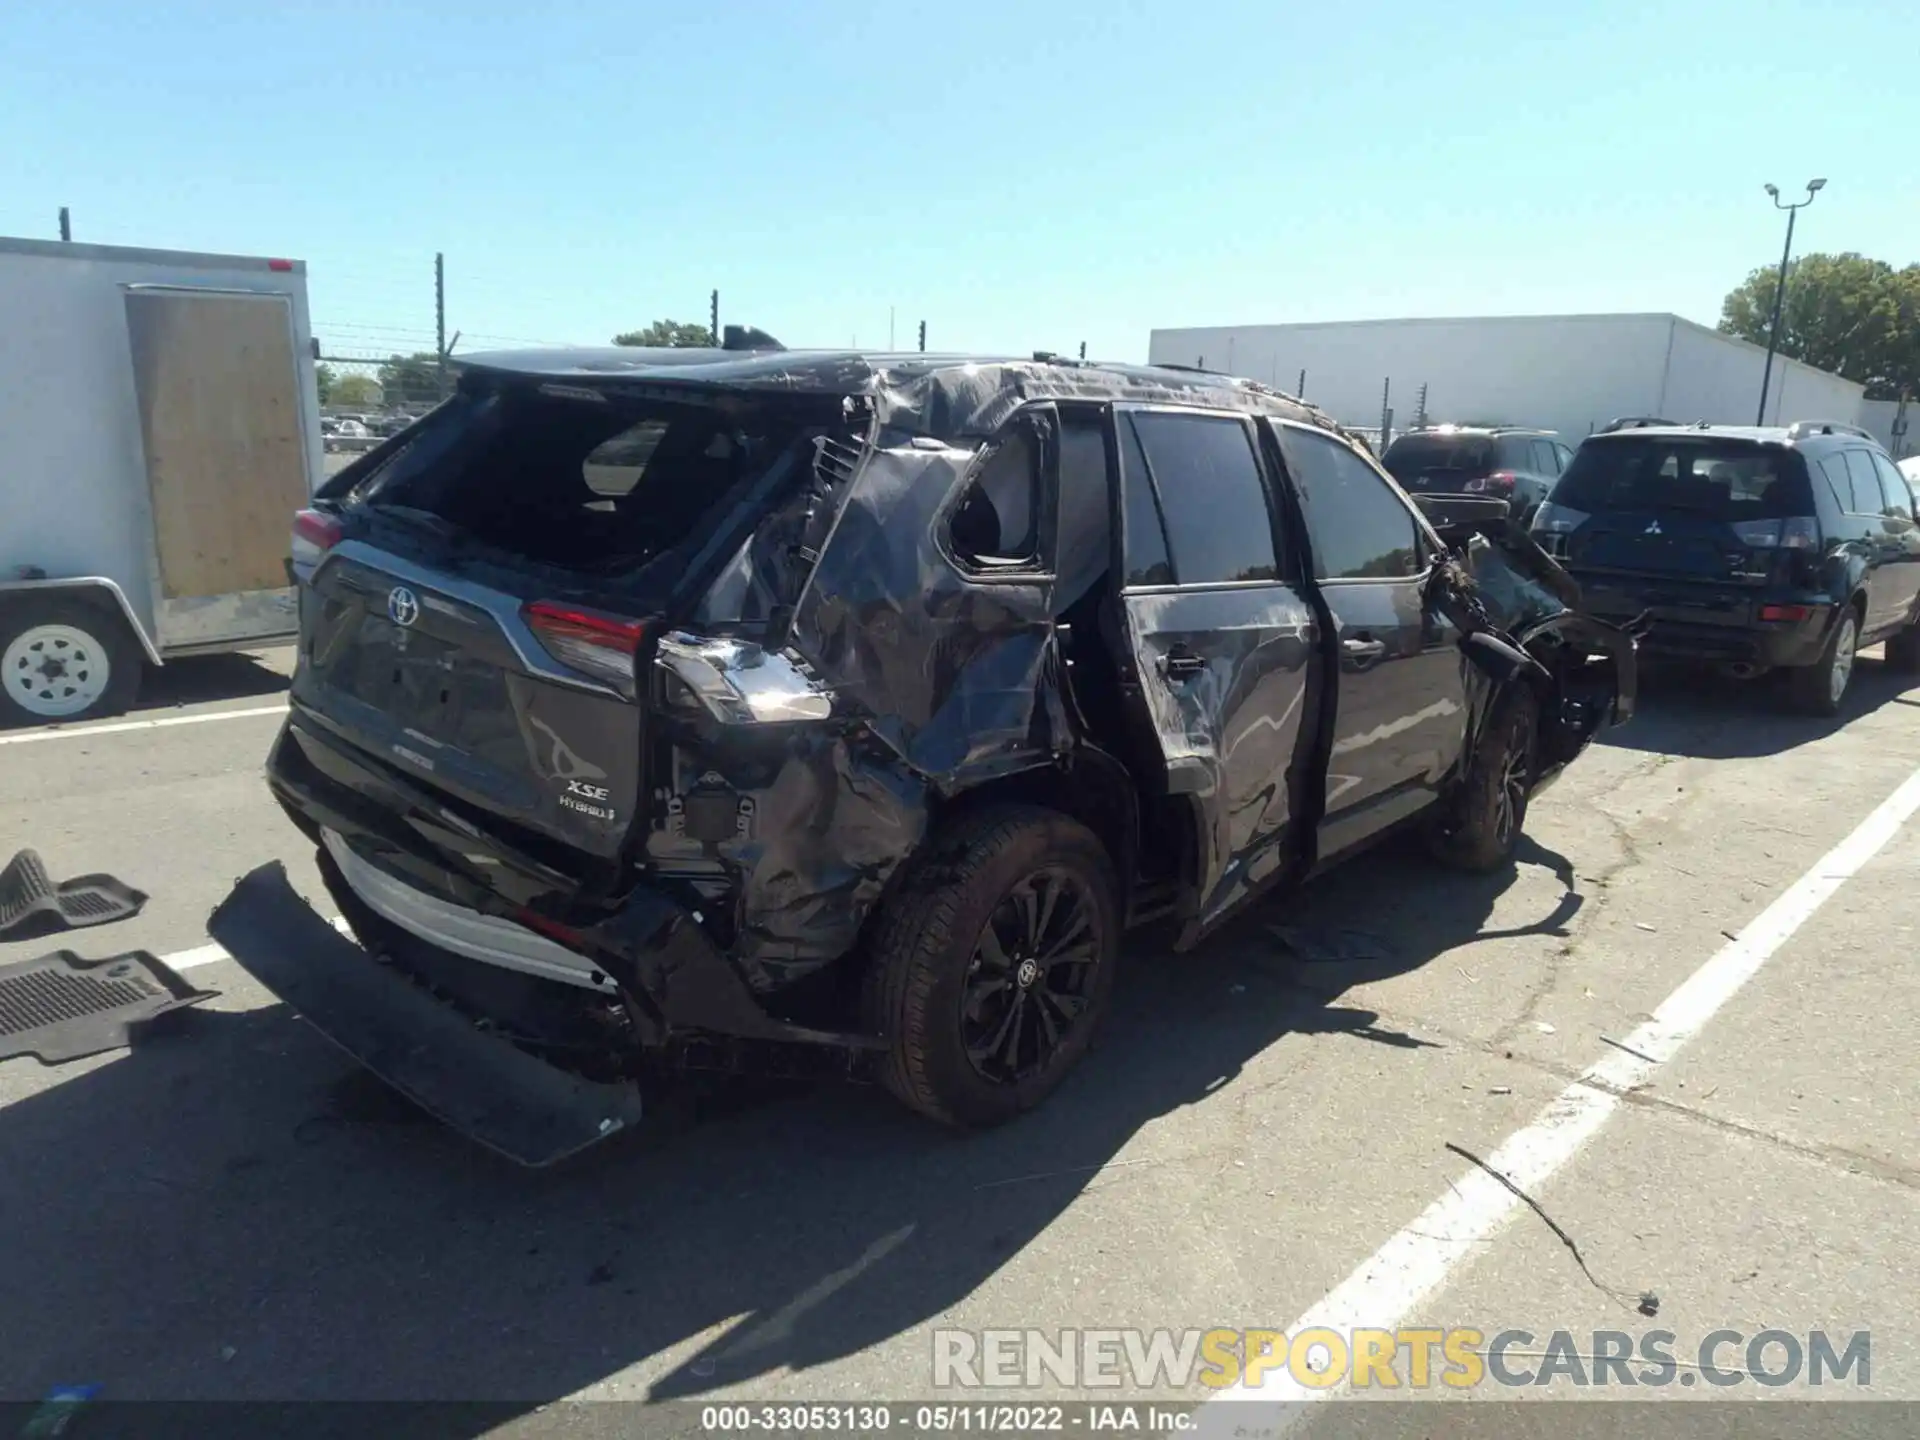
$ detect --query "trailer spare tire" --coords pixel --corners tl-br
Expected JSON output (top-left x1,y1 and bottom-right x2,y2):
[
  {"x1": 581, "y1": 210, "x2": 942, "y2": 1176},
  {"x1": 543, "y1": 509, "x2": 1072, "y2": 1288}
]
[{"x1": 0, "y1": 595, "x2": 141, "y2": 726}]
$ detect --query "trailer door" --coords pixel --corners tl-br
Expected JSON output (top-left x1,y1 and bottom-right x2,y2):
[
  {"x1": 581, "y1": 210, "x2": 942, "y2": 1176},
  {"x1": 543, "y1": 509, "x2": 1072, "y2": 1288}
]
[{"x1": 124, "y1": 288, "x2": 311, "y2": 650}]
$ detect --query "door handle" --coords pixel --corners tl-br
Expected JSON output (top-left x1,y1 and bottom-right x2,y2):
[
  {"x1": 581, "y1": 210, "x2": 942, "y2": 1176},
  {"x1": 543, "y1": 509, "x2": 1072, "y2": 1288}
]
[
  {"x1": 1162, "y1": 647, "x2": 1205, "y2": 679},
  {"x1": 1342, "y1": 637, "x2": 1387, "y2": 664}
]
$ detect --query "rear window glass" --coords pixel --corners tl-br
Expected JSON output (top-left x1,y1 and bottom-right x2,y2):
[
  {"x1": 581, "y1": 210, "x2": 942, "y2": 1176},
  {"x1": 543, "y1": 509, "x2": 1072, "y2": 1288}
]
[
  {"x1": 1551, "y1": 438, "x2": 1812, "y2": 521},
  {"x1": 1382, "y1": 434, "x2": 1496, "y2": 482},
  {"x1": 582, "y1": 419, "x2": 670, "y2": 496},
  {"x1": 361, "y1": 387, "x2": 815, "y2": 573}
]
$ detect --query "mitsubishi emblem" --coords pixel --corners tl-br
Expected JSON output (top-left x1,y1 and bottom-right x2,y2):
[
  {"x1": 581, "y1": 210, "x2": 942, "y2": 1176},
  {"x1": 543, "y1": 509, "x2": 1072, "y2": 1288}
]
[{"x1": 1644, "y1": 520, "x2": 1663, "y2": 536}]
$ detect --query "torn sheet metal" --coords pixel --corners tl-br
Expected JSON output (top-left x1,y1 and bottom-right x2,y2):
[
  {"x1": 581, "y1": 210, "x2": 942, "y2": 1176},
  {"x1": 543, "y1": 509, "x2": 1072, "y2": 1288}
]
[
  {"x1": 644, "y1": 727, "x2": 929, "y2": 991},
  {"x1": 788, "y1": 442, "x2": 1064, "y2": 786}
]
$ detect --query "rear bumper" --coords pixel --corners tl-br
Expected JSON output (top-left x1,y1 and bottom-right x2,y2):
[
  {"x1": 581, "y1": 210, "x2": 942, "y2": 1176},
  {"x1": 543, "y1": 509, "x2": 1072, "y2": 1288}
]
[
  {"x1": 263, "y1": 710, "x2": 878, "y2": 1048},
  {"x1": 208, "y1": 863, "x2": 646, "y2": 1166},
  {"x1": 1565, "y1": 574, "x2": 1837, "y2": 669},
  {"x1": 1582, "y1": 612, "x2": 1831, "y2": 668}
]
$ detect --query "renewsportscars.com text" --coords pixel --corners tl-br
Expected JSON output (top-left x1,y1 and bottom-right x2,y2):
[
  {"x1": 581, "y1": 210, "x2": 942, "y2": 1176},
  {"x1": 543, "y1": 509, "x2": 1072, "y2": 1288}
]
[{"x1": 933, "y1": 1327, "x2": 1871, "y2": 1390}]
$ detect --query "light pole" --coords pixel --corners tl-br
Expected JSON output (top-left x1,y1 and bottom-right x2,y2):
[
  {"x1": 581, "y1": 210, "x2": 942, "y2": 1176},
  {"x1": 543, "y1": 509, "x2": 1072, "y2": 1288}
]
[{"x1": 1755, "y1": 178, "x2": 1825, "y2": 425}]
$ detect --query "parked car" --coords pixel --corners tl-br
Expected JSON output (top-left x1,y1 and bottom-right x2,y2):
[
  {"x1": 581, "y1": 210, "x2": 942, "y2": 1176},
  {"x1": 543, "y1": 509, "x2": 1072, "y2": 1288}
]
[
  {"x1": 1381, "y1": 425, "x2": 1572, "y2": 523},
  {"x1": 1533, "y1": 421, "x2": 1920, "y2": 714},
  {"x1": 210, "y1": 345, "x2": 1636, "y2": 1164}
]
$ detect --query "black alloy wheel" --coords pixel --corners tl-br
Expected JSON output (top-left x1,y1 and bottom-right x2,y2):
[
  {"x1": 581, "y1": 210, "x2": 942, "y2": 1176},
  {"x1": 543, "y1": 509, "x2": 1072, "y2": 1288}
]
[{"x1": 961, "y1": 867, "x2": 1102, "y2": 1085}]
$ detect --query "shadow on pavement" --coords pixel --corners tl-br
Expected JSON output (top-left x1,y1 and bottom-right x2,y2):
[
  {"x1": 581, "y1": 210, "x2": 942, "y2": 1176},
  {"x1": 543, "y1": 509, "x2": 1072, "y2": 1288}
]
[
  {"x1": 0, "y1": 832, "x2": 1578, "y2": 1418},
  {"x1": 1601, "y1": 654, "x2": 1915, "y2": 761},
  {"x1": 132, "y1": 650, "x2": 293, "y2": 712}
]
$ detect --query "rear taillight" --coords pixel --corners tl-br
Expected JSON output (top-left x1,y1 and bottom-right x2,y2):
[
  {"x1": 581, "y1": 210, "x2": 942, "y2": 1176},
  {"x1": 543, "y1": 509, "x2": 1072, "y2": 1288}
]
[
  {"x1": 1730, "y1": 515, "x2": 1818, "y2": 556},
  {"x1": 1759, "y1": 603, "x2": 1813, "y2": 623},
  {"x1": 1465, "y1": 471, "x2": 1518, "y2": 495},
  {"x1": 1532, "y1": 502, "x2": 1589, "y2": 534},
  {"x1": 290, "y1": 508, "x2": 343, "y2": 582},
  {"x1": 523, "y1": 600, "x2": 647, "y2": 695},
  {"x1": 514, "y1": 906, "x2": 591, "y2": 951}
]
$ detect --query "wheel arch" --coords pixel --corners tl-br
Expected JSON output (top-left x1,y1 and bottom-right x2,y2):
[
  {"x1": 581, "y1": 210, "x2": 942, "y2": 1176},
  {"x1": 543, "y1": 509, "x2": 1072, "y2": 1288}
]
[
  {"x1": 931, "y1": 749, "x2": 1143, "y2": 892},
  {"x1": 0, "y1": 577, "x2": 161, "y2": 665}
]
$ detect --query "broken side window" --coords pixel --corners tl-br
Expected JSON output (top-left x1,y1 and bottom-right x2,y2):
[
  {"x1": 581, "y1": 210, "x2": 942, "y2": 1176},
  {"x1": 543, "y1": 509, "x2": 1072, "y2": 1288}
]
[{"x1": 949, "y1": 427, "x2": 1041, "y2": 569}]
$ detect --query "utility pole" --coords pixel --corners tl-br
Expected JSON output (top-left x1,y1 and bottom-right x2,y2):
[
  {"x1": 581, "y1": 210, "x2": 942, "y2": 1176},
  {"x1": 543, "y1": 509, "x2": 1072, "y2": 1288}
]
[
  {"x1": 1379, "y1": 378, "x2": 1393, "y2": 450},
  {"x1": 1415, "y1": 382, "x2": 1429, "y2": 429},
  {"x1": 58, "y1": 207, "x2": 71, "y2": 242},
  {"x1": 1079, "y1": 341, "x2": 1087, "y2": 361},
  {"x1": 434, "y1": 252, "x2": 448, "y2": 401},
  {"x1": 1756, "y1": 179, "x2": 1825, "y2": 425},
  {"x1": 1298, "y1": 369, "x2": 1307, "y2": 398},
  {"x1": 710, "y1": 290, "x2": 720, "y2": 346},
  {"x1": 918, "y1": 320, "x2": 927, "y2": 352}
]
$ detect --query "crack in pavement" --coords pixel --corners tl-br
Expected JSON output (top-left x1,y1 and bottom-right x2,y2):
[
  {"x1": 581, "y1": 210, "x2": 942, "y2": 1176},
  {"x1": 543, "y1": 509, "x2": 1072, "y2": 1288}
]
[{"x1": 1333, "y1": 1001, "x2": 1920, "y2": 1198}]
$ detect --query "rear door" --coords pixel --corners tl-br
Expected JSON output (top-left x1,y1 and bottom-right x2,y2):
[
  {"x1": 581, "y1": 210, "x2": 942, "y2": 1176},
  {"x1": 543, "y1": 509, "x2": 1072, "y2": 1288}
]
[
  {"x1": 1868, "y1": 451, "x2": 1920, "y2": 633},
  {"x1": 1271, "y1": 423, "x2": 1467, "y2": 859},
  {"x1": 1109, "y1": 406, "x2": 1318, "y2": 933}
]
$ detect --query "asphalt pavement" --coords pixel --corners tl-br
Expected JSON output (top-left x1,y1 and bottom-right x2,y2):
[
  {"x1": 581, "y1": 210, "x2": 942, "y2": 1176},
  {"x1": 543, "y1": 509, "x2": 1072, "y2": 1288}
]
[{"x1": 1, "y1": 646, "x2": 1916, "y2": 1435}]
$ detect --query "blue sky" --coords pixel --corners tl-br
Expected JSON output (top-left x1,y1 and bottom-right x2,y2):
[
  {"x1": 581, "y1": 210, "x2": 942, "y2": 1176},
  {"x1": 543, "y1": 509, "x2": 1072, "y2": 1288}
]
[{"x1": 3, "y1": 0, "x2": 1912, "y2": 364}]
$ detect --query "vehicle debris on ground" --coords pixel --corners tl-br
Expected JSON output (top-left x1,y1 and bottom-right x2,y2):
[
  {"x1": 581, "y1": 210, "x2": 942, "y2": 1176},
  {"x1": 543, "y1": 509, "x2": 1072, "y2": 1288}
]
[
  {"x1": 0, "y1": 950, "x2": 212, "y2": 1064},
  {"x1": 0, "y1": 848, "x2": 146, "y2": 940}
]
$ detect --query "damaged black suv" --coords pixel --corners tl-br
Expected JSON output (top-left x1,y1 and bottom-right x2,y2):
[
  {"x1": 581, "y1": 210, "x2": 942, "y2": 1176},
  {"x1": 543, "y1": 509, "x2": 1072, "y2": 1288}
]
[{"x1": 212, "y1": 338, "x2": 1636, "y2": 1164}]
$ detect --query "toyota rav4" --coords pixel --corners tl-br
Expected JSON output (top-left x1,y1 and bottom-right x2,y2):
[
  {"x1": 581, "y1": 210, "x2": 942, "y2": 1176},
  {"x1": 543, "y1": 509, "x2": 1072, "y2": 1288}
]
[{"x1": 211, "y1": 339, "x2": 1637, "y2": 1164}]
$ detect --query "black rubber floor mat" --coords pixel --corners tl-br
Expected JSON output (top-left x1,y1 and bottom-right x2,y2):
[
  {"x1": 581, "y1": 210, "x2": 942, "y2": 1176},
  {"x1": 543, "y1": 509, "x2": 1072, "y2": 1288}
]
[
  {"x1": 0, "y1": 950, "x2": 213, "y2": 1063},
  {"x1": 0, "y1": 849, "x2": 146, "y2": 941}
]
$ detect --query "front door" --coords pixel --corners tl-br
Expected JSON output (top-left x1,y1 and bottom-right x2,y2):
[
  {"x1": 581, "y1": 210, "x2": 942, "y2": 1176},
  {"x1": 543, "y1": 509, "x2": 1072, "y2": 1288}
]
[
  {"x1": 1108, "y1": 406, "x2": 1319, "y2": 937},
  {"x1": 1271, "y1": 422, "x2": 1468, "y2": 861}
]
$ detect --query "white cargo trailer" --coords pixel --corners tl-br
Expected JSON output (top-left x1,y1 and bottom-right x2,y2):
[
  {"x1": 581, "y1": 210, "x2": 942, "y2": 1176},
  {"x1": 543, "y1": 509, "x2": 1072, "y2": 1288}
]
[{"x1": 0, "y1": 236, "x2": 322, "y2": 723}]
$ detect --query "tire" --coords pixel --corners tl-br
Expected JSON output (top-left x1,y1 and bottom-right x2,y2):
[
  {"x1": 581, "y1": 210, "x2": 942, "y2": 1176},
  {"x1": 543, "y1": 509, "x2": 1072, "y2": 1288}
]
[
  {"x1": 1885, "y1": 616, "x2": 1920, "y2": 674},
  {"x1": 1787, "y1": 607, "x2": 1860, "y2": 716},
  {"x1": 862, "y1": 805, "x2": 1120, "y2": 1128},
  {"x1": 0, "y1": 595, "x2": 142, "y2": 726},
  {"x1": 1426, "y1": 684, "x2": 1540, "y2": 872}
]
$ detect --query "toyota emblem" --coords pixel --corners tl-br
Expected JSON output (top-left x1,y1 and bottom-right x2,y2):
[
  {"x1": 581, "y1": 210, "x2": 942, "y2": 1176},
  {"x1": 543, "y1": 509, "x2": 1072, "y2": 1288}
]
[{"x1": 387, "y1": 586, "x2": 421, "y2": 628}]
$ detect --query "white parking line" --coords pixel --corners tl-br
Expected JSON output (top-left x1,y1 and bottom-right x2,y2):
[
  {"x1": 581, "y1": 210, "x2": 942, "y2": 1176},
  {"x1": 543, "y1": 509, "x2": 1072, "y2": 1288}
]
[
  {"x1": 163, "y1": 915, "x2": 351, "y2": 974},
  {"x1": 0, "y1": 702, "x2": 287, "y2": 746},
  {"x1": 1201, "y1": 761, "x2": 1920, "y2": 1432}
]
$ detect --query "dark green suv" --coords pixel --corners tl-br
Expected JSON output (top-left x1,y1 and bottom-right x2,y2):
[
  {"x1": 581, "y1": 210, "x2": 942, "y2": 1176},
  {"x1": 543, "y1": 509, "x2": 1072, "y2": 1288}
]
[{"x1": 1533, "y1": 421, "x2": 1920, "y2": 714}]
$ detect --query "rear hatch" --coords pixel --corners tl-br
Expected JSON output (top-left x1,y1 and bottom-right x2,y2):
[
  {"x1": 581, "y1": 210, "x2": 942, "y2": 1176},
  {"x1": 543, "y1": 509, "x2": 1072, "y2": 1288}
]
[
  {"x1": 1382, "y1": 432, "x2": 1500, "y2": 494},
  {"x1": 290, "y1": 376, "x2": 840, "y2": 862},
  {"x1": 1537, "y1": 434, "x2": 1819, "y2": 631}
]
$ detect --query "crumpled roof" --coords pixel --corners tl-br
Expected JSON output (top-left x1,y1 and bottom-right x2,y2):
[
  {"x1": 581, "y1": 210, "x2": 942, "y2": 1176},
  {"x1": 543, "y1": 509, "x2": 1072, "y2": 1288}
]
[{"x1": 453, "y1": 347, "x2": 1348, "y2": 444}]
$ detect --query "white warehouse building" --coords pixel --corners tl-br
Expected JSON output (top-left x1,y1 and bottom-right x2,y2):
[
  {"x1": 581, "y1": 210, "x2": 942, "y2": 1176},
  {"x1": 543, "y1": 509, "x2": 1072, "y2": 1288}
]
[{"x1": 1146, "y1": 313, "x2": 1869, "y2": 450}]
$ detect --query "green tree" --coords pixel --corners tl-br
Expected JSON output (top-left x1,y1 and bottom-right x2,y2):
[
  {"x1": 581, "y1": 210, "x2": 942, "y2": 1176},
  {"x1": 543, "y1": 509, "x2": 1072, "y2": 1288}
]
[
  {"x1": 316, "y1": 361, "x2": 337, "y2": 405},
  {"x1": 331, "y1": 373, "x2": 382, "y2": 407},
  {"x1": 613, "y1": 319, "x2": 715, "y2": 348},
  {"x1": 378, "y1": 352, "x2": 445, "y2": 407},
  {"x1": 1718, "y1": 252, "x2": 1920, "y2": 400}
]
